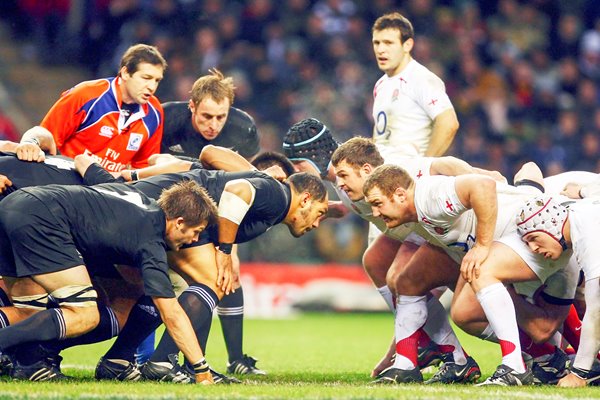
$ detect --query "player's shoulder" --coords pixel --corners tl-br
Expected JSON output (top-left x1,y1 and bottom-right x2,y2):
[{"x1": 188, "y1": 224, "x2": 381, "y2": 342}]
[
  {"x1": 407, "y1": 60, "x2": 445, "y2": 86},
  {"x1": 65, "y1": 78, "x2": 111, "y2": 97},
  {"x1": 225, "y1": 107, "x2": 257, "y2": 133}
]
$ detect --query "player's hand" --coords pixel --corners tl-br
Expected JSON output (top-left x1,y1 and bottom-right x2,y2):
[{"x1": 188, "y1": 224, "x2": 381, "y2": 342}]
[
  {"x1": 560, "y1": 183, "x2": 583, "y2": 199},
  {"x1": 15, "y1": 142, "x2": 45, "y2": 162},
  {"x1": 215, "y1": 250, "x2": 234, "y2": 295},
  {"x1": 0, "y1": 175, "x2": 12, "y2": 193},
  {"x1": 195, "y1": 371, "x2": 214, "y2": 385},
  {"x1": 460, "y1": 243, "x2": 490, "y2": 283},
  {"x1": 262, "y1": 165, "x2": 287, "y2": 181},
  {"x1": 557, "y1": 372, "x2": 587, "y2": 387},
  {"x1": 118, "y1": 169, "x2": 134, "y2": 182}
]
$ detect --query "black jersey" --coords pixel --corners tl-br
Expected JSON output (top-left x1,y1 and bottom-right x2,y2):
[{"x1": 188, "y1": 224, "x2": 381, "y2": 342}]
[
  {"x1": 0, "y1": 153, "x2": 84, "y2": 199},
  {"x1": 0, "y1": 183, "x2": 174, "y2": 298},
  {"x1": 84, "y1": 166, "x2": 291, "y2": 244},
  {"x1": 161, "y1": 102, "x2": 260, "y2": 159}
]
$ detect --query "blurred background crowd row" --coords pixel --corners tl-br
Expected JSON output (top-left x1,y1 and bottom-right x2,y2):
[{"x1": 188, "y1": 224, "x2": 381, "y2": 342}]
[{"x1": 0, "y1": 0, "x2": 599, "y2": 264}]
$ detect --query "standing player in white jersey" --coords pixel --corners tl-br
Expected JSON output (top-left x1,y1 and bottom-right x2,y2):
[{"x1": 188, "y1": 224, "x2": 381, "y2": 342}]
[
  {"x1": 371, "y1": 12, "x2": 459, "y2": 158},
  {"x1": 517, "y1": 196, "x2": 600, "y2": 387}
]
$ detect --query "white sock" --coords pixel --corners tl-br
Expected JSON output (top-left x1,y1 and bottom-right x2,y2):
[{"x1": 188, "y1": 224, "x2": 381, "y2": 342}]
[
  {"x1": 377, "y1": 285, "x2": 395, "y2": 314},
  {"x1": 393, "y1": 295, "x2": 427, "y2": 369},
  {"x1": 476, "y1": 282, "x2": 525, "y2": 373},
  {"x1": 424, "y1": 296, "x2": 467, "y2": 365}
]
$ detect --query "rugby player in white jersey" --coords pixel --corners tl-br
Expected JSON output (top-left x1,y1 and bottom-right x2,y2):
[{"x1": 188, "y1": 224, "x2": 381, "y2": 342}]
[
  {"x1": 516, "y1": 196, "x2": 600, "y2": 387},
  {"x1": 363, "y1": 165, "x2": 573, "y2": 386},
  {"x1": 371, "y1": 12, "x2": 459, "y2": 159}
]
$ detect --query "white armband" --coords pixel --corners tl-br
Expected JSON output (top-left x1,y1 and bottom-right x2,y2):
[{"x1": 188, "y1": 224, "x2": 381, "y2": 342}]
[{"x1": 218, "y1": 191, "x2": 251, "y2": 225}]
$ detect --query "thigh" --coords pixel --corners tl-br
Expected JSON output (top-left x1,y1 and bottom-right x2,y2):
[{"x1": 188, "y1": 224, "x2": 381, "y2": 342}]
[
  {"x1": 168, "y1": 244, "x2": 222, "y2": 298},
  {"x1": 471, "y1": 242, "x2": 539, "y2": 292},
  {"x1": 363, "y1": 234, "x2": 402, "y2": 286},
  {"x1": 396, "y1": 243, "x2": 459, "y2": 295},
  {"x1": 31, "y1": 265, "x2": 93, "y2": 294}
]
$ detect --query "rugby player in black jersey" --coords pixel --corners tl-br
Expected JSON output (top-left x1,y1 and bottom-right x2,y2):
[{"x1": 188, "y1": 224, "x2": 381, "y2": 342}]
[
  {"x1": 73, "y1": 152, "x2": 327, "y2": 383},
  {"x1": 159, "y1": 69, "x2": 261, "y2": 374},
  {"x1": 0, "y1": 180, "x2": 217, "y2": 384}
]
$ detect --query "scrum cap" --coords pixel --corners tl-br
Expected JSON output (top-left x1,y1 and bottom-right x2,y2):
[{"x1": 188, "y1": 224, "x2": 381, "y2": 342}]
[
  {"x1": 282, "y1": 118, "x2": 338, "y2": 179},
  {"x1": 516, "y1": 196, "x2": 568, "y2": 250}
]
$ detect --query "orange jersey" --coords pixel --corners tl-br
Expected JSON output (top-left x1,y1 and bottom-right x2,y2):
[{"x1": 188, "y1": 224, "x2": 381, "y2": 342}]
[{"x1": 41, "y1": 77, "x2": 164, "y2": 171}]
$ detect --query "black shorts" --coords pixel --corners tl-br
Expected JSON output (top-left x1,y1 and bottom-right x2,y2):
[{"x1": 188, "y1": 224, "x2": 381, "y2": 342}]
[{"x1": 0, "y1": 190, "x2": 83, "y2": 277}]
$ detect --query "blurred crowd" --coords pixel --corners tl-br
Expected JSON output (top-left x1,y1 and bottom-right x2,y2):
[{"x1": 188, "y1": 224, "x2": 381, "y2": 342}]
[{"x1": 1, "y1": 0, "x2": 600, "y2": 263}]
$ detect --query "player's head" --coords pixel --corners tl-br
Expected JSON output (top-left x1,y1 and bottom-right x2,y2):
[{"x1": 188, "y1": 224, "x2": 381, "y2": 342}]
[
  {"x1": 189, "y1": 69, "x2": 235, "y2": 141},
  {"x1": 516, "y1": 196, "x2": 569, "y2": 259},
  {"x1": 159, "y1": 180, "x2": 218, "y2": 250},
  {"x1": 363, "y1": 165, "x2": 414, "y2": 228},
  {"x1": 282, "y1": 118, "x2": 338, "y2": 180},
  {"x1": 285, "y1": 172, "x2": 328, "y2": 237},
  {"x1": 332, "y1": 138, "x2": 384, "y2": 201},
  {"x1": 372, "y1": 13, "x2": 414, "y2": 76},
  {"x1": 119, "y1": 44, "x2": 167, "y2": 105},
  {"x1": 251, "y1": 151, "x2": 296, "y2": 178}
]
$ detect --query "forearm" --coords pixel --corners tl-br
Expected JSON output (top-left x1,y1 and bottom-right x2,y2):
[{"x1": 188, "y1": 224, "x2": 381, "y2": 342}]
[
  {"x1": 200, "y1": 145, "x2": 255, "y2": 172},
  {"x1": 573, "y1": 278, "x2": 600, "y2": 371},
  {"x1": 21, "y1": 126, "x2": 56, "y2": 154},
  {"x1": 430, "y1": 156, "x2": 474, "y2": 176},
  {"x1": 469, "y1": 180, "x2": 497, "y2": 247},
  {"x1": 424, "y1": 110, "x2": 459, "y2": 157}
]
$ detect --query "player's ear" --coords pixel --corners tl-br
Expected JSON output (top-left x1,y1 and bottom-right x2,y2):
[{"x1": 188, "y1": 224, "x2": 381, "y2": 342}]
[
  {"x1": 188, "y1": 100, "x2": 195, "y2": 113},
  {"x1": 402, "y1": 38, "x2": 414, "y2": 53},
  {"x1": 394, "y1": 187, "x2": 407, "y2": 203}
]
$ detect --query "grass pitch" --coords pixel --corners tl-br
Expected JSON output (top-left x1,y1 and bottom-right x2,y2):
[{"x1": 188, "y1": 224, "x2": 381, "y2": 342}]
[{"x1": 0, "y1": 313, "x2": 597, "y2": 399}]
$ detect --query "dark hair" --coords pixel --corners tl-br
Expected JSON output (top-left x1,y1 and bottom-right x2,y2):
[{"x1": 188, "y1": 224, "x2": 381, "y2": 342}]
[
  {"x1": 252, "y1": 151, "x2": 296, "y2": 177},
  {"x1": 331, "y1": 137, "x2": 384, "y2": 169},
  {"x1": 282, "y1": 118, "x2": 338, "y2": 179},
  {"x1": 363, "y1": 165, "x2": 414, "y2": 198},
  {"x1": 287, "y1": 172, "x2": 327, "y2": 202},
  {"x1": 372, "y1": 12, "x2": 414, "y2": 43},
  {"x1": 119, "y1": 44, "x2": 168, "y2": 75},
  {"x1": 158, "y1": 180, "x2": 217, "y2": 226}
]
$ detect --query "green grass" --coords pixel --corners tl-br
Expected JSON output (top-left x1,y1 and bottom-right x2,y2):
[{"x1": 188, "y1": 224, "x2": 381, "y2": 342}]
[{"x1": 0, "y1": 313, "x2": 597, "y2": 399}]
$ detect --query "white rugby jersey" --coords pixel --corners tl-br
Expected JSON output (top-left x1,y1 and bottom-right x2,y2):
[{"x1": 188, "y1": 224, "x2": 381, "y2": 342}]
[
  {"x1": 413, "y1": 176, "x2": 540, "y2": 263},
  {"x1": 372, "y1": 59, "x2": 454, "y2": 156},
  {"x1": 568, "y1": 199, "x2": 600, "y2": 280},
  {"x1": 543, "y1": 171, "x2": 598, "y2": 195},
  {"x1": 335, "y1": 154, "x2": 433, "y2": 242}
]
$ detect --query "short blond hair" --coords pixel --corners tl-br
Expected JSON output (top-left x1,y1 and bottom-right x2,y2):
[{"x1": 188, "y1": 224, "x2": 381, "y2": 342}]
[
  {"x1": 190, "y1": 69, "x2": 235, "y2": 106},
  {"x1": 363, "y1": 165, "x2": 414, "y2": 198}
]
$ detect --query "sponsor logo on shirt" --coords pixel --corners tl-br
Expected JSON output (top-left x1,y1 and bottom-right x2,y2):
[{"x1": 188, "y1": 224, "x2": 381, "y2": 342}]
[
  {"x1": 99, "y1": 126, "x2": 115, "y2": 138},
  {"x1": 126, "y1": 133, "x2": 143, "y2": 151}
]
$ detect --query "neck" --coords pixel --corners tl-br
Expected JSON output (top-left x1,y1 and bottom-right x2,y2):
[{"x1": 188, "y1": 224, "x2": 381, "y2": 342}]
[{"x1": 388, "y1": 56, "x2": 413, "y2": 77}]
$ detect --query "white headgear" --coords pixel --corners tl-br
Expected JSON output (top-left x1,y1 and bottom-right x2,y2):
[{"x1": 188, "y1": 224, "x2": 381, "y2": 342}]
[{"x1": 516, "y1": 196, "x2": 568, "y2": 249}]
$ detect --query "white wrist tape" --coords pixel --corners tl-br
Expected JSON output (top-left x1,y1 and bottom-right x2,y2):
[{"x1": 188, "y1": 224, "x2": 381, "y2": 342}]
[{"x1": 218, "y1": 190, "x2": 251, "y2": 225}]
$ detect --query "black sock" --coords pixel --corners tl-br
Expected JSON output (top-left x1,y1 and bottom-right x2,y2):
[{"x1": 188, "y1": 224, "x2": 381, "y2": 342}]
[
  {"x1": 46, "y1": 304, "x2": 119, "y2": 354},
  {"x1": 149, "y1": 283, "x2": 218, "y2": 363},
  {"x1": 0, "y1": 309, "x2": 9, "y2": 328},
  {"x1": 217, "y1": 287, "x2": 244, "y2": 362},
  {"x1": 0, "y1": 308, "x2": 65, "y2": 351},
  {"x1": 103, "y1": 296, "x2": 161, "y2": 362},
  {"x1": 0, "y1": 287, "x2": 11, "y2": 307}
]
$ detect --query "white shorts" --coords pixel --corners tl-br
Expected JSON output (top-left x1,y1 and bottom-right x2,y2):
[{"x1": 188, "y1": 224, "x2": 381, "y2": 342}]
[
  {"x1": 497, "y1": 231, "x2": 572, "y2": 284},
  {"x1": 513, "y1": 257, "x2": 580, "y2": 301}
]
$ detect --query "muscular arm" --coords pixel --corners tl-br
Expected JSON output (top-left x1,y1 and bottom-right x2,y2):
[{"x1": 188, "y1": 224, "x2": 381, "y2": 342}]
[
  {"x1": 215, "y1": 180, "x2": 255, "y2": 294},
  {"x1": 424, "y1": 108, "x2": 459, "y2": 157},
  {"x1": 200, "y1": 145, "x2": 256, "y2": 172},
  {"x1": 15, "y1": 126, "x2": 58, "y2": 162},
  {"x1": 455, "y1": 175, "x2": 498, "y2": 281},
  {"x1": 430, "y1": 157, "x2": 506, "y2": 182},
  {"x1": 151, "y1": 297, "x2": 212, "y2": 384}
]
